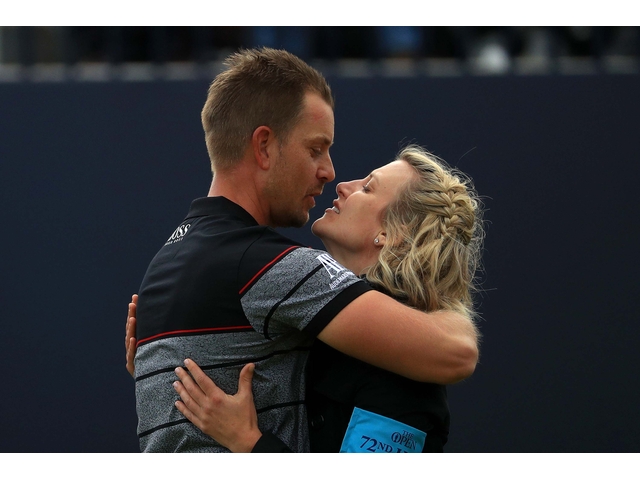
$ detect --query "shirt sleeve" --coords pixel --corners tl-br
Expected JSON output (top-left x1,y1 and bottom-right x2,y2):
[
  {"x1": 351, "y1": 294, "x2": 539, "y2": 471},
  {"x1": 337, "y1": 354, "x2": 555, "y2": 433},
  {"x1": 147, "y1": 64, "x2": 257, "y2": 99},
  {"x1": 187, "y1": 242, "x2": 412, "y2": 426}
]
[
  {"x1": 251, "y1": 432, "x2": 293, "y2": 453},
  {"x1": 240, "y1": 245, "x2": 372, "y2": 339}
]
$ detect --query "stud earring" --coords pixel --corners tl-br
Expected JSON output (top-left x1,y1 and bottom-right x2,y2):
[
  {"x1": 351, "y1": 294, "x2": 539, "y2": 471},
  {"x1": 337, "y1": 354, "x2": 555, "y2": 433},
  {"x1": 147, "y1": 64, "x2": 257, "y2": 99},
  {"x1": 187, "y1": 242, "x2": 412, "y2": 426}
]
[{"x1": 374, "y1": 238, "x2": 379, "y2": 244}]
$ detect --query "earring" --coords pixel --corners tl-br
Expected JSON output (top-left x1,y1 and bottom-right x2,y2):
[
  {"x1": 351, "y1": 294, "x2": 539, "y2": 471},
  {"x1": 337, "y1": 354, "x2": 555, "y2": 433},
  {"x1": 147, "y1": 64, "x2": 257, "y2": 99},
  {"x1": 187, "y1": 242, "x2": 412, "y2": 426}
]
[{"x1": 374, "y1": 238, "x2": 379, "y2": 244}]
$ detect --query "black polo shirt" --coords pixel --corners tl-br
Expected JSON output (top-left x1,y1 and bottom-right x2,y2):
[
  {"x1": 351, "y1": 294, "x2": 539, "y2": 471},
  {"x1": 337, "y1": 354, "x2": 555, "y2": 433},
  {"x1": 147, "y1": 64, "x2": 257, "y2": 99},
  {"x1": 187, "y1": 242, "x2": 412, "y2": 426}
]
[{"x1": 134, "y1": 196, "x2": 371, "y2": 452}]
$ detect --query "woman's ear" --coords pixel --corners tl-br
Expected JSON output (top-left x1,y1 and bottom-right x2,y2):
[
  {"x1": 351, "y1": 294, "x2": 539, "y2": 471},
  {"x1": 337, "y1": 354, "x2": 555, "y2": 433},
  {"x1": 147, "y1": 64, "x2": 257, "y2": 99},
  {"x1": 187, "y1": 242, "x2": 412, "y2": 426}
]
[{"x1": 374, "y1": 232, "x2": 387, "y2": 247}]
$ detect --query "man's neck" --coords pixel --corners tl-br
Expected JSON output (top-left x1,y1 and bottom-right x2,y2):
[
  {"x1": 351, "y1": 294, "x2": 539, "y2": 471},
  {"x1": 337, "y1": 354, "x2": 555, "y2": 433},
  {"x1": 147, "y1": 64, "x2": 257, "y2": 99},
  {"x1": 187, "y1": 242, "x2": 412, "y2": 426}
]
[{"x1": 207, "y1": 169, "x2": 270, "y2": 226}]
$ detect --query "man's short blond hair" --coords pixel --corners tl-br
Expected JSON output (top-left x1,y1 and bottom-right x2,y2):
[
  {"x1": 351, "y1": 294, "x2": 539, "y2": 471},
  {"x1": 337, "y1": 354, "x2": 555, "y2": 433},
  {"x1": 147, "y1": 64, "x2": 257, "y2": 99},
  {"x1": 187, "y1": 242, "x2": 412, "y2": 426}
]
[{"x1": 201, "y1": 48, "x2": 334, "y2": 172}]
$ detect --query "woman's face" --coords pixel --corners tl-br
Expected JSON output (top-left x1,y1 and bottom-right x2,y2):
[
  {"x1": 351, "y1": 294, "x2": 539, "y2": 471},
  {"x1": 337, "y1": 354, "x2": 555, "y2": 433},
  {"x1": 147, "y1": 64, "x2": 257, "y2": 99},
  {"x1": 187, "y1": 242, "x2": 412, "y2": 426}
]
[{"x1": 312, "y1": 159, "x2": 416, "y2": 272}]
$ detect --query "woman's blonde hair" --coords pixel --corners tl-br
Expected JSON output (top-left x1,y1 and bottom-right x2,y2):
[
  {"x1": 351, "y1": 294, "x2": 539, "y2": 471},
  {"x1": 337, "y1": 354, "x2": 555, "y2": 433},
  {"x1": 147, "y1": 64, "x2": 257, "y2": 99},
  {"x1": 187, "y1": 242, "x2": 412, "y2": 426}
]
[{"x1": 365, "y1": 145, "x2": 484, "y2": 321}]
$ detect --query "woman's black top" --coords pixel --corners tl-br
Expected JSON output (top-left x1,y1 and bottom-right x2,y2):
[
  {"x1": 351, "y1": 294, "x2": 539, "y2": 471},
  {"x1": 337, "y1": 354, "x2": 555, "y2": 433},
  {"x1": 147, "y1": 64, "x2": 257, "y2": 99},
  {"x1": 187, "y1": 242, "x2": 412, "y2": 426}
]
[
  {"x1": 305, "y1": 337, "x2": 450, "y2": 453},
  {"x1": 253, "y1": 286, "x2": 450, "y2": 453}
]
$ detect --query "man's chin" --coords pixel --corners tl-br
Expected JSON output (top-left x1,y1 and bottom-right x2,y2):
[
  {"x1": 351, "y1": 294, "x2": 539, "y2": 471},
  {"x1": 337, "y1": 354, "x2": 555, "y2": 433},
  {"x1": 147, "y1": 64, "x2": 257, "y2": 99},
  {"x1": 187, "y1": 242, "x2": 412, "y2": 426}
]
[
  {"x1": 291, "y1": 217, "x2": 309, "y2": 228},
  {"x1": 276, "y1": 212, "x2": 309, "y2": 229}
]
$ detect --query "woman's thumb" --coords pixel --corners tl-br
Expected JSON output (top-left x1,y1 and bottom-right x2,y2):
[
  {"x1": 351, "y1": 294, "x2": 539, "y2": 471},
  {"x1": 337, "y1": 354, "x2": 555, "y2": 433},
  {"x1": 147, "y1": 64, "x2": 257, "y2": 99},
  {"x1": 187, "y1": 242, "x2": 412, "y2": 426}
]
[{"x1": 238, "y1": 363, "x2": 255, "y2": 395}]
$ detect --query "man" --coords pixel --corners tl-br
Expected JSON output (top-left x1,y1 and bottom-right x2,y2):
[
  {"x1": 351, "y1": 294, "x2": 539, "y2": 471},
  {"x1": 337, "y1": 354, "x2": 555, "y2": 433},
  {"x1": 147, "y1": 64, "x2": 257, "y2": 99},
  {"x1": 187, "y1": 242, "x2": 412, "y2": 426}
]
[{"x1": 129, "y1": 47, "x2": 478, "y2": 452}]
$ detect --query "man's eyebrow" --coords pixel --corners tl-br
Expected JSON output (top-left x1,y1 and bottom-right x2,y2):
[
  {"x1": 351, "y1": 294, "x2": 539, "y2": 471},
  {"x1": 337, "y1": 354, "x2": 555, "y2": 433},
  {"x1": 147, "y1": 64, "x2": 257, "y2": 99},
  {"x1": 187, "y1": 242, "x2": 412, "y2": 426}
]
[{"x1": 309, "y1": 134, "x2": 333, "y2": 146}]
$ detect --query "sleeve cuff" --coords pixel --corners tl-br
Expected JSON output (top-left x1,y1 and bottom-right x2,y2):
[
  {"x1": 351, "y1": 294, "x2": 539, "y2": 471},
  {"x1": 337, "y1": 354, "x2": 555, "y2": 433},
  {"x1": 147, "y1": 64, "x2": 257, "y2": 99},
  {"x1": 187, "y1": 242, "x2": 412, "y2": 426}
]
[
  {"x1": 303, "y1": 281, "x2": 373, "y2": 338},
  {"x1": 251, "y1": 432, "x2": 293, "y2": 453}
]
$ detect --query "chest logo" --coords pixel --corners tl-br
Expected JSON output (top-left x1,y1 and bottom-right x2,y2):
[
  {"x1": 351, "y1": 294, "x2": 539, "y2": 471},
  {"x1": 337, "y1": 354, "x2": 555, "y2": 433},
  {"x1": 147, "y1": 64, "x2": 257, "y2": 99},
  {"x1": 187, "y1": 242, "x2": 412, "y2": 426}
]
[{"x1": 165, "y1": 223, "x2": 191, "y2": 245}]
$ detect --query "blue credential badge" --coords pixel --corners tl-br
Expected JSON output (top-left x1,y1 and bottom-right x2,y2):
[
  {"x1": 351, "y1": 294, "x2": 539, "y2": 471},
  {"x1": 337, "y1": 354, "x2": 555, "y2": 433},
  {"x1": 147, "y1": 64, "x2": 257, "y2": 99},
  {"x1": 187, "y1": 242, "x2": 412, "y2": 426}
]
[{"x1": 339, "y1": 407, "x2": 426, "y2": 453}]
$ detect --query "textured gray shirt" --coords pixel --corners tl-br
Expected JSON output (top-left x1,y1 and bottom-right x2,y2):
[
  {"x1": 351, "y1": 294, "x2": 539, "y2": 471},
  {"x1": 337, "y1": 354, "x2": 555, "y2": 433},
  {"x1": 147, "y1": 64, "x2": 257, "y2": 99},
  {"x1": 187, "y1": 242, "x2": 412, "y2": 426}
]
[{"x1": 134, "y1": 197, "x2": 371, "y2": 452}]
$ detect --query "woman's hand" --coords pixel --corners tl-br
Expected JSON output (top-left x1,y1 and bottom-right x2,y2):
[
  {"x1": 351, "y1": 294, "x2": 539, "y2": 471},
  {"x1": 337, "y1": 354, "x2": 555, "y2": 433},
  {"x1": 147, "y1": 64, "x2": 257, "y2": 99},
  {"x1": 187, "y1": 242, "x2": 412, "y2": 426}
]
[
  {"x1": 125, "y1": 294, "x2": 138, "y2": 377},
  {"x1": 173, "y1": 359, "x2": 263, "y2": 453}
]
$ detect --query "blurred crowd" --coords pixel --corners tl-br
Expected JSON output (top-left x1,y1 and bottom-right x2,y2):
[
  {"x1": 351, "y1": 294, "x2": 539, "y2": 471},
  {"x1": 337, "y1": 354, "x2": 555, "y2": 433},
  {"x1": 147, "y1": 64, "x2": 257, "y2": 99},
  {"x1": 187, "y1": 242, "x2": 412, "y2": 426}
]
[{"x1": 1, "y1": 26, "x2": 638, "y2": 76}]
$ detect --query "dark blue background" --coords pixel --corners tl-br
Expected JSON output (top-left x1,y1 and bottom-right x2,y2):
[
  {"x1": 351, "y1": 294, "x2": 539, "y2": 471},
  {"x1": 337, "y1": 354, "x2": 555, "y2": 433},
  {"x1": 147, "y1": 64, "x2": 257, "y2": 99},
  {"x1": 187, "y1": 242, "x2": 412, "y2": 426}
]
[{"x1": 1, "y1": 73, "x2": 638, "y2": 452}]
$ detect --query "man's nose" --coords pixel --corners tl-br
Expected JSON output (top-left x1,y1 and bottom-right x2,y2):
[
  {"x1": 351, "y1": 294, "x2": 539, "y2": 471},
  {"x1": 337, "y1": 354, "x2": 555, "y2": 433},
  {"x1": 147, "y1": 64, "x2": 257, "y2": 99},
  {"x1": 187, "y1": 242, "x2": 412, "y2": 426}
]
[{"x1": 318, "y1": 154, "x2": 335, "y2": 183}]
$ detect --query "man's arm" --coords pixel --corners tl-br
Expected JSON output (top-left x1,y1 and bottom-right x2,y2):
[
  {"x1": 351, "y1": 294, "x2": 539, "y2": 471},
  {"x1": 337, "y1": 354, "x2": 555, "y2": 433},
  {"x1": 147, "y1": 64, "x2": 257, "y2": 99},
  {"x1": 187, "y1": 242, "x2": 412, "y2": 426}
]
[{"x1": 317, "y1": 290, "x2": 479, "y2": 384}]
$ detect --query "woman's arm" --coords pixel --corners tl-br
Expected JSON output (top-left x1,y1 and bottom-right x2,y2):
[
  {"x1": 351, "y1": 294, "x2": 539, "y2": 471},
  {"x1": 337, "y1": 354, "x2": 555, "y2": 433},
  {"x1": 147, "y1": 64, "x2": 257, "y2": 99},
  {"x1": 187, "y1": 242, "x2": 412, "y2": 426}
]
[
  {"x1": 125, "y1": 294, "x2": 137, "y2": 377},
  {"x1": 173, "y1": 359, "x2": 292, "y2": 453},
  {"x1": 318, "y1": 290, "x2": 478, "y2": 384},
  {"x1": 173, "y1": 360, "x2": 262, "y2": 452}
]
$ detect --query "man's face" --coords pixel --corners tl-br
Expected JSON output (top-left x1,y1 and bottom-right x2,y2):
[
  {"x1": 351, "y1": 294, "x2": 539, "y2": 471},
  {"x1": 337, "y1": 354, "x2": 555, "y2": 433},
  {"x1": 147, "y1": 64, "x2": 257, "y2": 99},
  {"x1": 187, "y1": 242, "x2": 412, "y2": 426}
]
[{"x1": 265, "y1": 92, "x2": 335, "y2": 228}]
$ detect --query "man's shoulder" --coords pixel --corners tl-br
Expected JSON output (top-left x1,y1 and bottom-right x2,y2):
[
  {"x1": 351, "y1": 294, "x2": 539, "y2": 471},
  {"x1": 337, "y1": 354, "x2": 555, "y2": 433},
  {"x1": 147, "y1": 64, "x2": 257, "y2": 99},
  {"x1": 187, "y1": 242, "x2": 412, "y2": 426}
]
[
  {"x1": 240, "y1": 239, "x2": 346, "y2": 288},
  {"x1": 239, "y1": 245, "x2": 371, "y2": 337}
]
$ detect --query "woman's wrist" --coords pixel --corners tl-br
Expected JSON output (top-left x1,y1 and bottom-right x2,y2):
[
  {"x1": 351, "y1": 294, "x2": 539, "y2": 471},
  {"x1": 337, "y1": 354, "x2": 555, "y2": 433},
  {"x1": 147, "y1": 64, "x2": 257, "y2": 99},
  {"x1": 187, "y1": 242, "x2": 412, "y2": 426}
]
[
  {"x1": 231, "y1": 429, "x2": 263, "y2": 453},
  {"x1": 249, "y1": 432, "x2": 293, "y2": 453}
]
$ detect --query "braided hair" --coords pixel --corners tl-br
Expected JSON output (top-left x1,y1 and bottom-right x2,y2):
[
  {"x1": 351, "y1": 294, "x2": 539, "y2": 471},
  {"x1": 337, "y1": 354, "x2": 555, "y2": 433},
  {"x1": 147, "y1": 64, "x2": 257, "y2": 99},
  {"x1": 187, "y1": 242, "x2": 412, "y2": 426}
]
[{"x1": 364, "y1": 145, "x2": 484, "y2": 322}]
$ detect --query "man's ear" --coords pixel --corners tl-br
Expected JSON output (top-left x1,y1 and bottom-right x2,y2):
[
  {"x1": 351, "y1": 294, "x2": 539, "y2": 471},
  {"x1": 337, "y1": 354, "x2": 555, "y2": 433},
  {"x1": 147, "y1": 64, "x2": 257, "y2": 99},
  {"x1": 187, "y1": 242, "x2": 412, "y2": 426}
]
[{"x1": 252, "y1": 126, "x2": 276, "y2": 171}]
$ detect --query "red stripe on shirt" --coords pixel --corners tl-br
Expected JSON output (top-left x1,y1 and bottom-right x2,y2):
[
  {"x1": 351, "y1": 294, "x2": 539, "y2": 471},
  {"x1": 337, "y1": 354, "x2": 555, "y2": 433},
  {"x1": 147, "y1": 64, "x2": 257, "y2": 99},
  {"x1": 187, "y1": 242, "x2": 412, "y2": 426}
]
[
  {"x1": 137, "y1": 325, "x2": 254, "y2": 347},
  {"x1": 238, "y1": 245, "x2": 300, "y2": 295}
]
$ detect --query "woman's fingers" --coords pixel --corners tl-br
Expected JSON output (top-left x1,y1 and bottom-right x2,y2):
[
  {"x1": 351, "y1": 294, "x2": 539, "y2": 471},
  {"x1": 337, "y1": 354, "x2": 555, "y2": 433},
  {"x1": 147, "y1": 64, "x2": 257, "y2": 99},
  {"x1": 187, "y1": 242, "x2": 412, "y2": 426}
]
[
  {"x1": 183, "y1": 358, "x2": 224, "y2": 397},
  {"x1": 173, "y1": 361, "x2": 262, "y2": 452},
  {"x1": 125, "y1": 294, "x2": 138, "y2": 377},
  {"x1": 237, "y1": 363, "x2": 255, "y2": 399}
]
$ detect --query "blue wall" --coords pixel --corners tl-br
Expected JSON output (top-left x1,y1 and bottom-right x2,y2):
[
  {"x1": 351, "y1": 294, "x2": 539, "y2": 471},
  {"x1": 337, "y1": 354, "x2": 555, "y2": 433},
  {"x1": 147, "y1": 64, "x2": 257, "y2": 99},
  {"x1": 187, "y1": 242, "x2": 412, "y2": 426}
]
[{"x1": 1, "y1": 73, "x2": 638, "y2": 452}]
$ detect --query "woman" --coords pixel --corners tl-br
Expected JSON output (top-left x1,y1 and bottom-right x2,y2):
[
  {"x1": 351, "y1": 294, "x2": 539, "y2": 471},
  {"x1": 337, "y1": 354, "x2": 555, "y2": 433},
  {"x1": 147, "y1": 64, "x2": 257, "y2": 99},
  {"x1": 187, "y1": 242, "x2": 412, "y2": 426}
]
[{"x1": 126, "y1": 145, "x2": 483, "y2": 452}]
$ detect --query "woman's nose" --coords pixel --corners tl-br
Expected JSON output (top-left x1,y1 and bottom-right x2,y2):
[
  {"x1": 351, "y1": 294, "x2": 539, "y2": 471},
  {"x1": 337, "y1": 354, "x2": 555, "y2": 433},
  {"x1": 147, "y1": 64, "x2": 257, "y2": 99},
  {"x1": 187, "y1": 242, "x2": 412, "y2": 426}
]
[{"x1": 336, "y1": 181, "x2": 352, "y2": 198}]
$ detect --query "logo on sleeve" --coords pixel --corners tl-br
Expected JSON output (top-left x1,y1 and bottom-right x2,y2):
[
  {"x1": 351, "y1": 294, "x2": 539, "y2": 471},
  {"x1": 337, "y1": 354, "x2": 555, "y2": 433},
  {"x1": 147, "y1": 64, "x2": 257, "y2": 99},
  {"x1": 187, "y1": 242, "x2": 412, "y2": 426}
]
[
  {"x1": 165, "y1": 223, "x2": 191, "y2": 245},
  {"x1": 316, "y1": 253, "x2": 353, "y2": 289}
]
